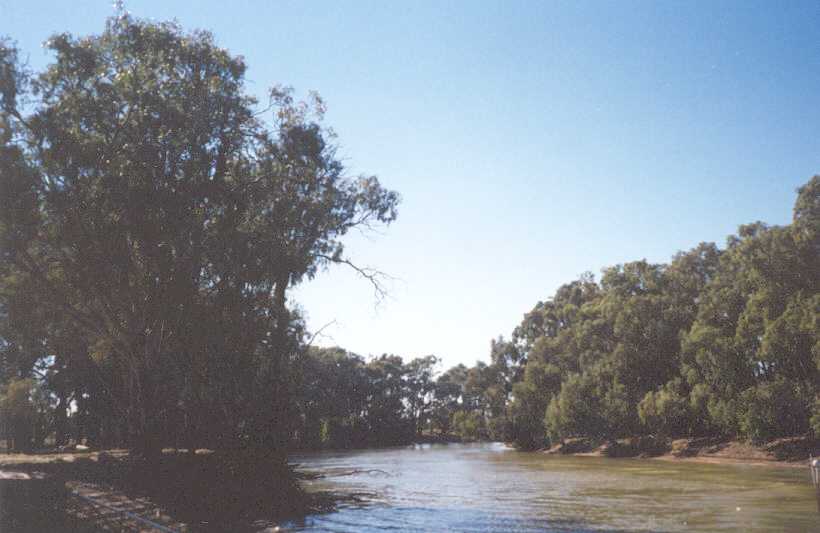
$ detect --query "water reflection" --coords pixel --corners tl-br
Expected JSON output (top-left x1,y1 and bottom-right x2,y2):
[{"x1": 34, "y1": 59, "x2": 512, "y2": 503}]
[
  {"x1": 287, "y1": 506, "x2": 631, "y2": 533},
  {"x1": 286, "y1": 443, "x2": 817, "y2": 532}
]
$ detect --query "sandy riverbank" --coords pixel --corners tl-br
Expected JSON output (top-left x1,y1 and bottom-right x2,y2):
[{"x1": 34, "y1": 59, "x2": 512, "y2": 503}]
[{"x1": 543, "y1": 435, "x2": 818, "y2": 469}]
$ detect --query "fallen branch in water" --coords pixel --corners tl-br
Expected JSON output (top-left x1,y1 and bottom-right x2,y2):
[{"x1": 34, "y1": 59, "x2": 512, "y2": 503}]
[
  {"x1": 333, "y1": 468, "x2": 390, "y2": 477},
  {"x1": 305, "y1": 468, "x2": 391, "y2": 478}
]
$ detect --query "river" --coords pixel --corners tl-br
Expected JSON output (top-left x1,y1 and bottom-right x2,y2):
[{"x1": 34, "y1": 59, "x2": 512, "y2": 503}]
[{"x1": 285, "y1": 442, "x2": 818, "y2": 532}]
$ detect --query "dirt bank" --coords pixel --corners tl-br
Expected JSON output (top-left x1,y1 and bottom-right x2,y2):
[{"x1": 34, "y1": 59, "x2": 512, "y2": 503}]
[{"x1": 543, "y1": 435, "x2": 818, "y2": 469}]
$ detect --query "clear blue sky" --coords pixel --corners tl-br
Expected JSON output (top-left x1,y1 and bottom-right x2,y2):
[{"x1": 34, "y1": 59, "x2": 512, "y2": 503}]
[{"x1": 3, "y1": 1, "x2": 818, "y2": 368}]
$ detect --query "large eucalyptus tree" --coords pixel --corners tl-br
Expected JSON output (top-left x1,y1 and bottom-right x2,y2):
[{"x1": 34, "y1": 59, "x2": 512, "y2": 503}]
[{"x1": 0, "y1": 15, "x2": 398, "y2": 456}]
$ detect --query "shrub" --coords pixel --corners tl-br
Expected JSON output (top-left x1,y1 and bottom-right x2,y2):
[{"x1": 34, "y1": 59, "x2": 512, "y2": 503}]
[
  {"x1": 638, "y1": 379, "x2": 689, "y2": 437},
  {"x1": 810, "y1": 396, "x2": 820, "y2": 437},
  {"x1": 544, "y1": 373, "x2": 602, "y2": 440},
  {"x1": 737, "y1": 380, "x2": 810, "y2": 444},
  {"x1": 0, "y1": 378, "x2": 40, "y2": 452},
  {"x1": 451, "y1": 410, "x2": 483, "y2": 441}
]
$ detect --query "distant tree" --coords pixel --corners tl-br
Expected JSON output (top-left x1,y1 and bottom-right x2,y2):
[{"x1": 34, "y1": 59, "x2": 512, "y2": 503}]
[
  {"x1": 292, "y1": 347, "x2": 370, "y2": 448},
  {"x1": 405, "y1": 355, "x2": 438, "y2": 435},
  {"x1": 0, "y1": 377, "x2": 49, "y2": 452},
  {"x1": 363, "y1": 355, "x2": 414, "y2": 445},
  {"x1": 431, "y1": 364, "x2": 467, "y2": 433},
  {"x1": 451, "y1": 410, "x2": 482, "y2": 441}
]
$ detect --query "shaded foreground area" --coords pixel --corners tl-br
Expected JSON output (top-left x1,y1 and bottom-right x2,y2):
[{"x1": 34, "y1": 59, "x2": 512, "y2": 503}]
[{"x1": 0, "y1": 449, "x2": 329, "y2": 532}]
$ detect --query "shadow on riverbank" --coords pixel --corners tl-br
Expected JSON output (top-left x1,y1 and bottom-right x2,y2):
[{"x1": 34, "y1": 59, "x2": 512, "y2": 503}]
[{"x1": 0, "y1": 449, "x2": 332, "y2": 532}]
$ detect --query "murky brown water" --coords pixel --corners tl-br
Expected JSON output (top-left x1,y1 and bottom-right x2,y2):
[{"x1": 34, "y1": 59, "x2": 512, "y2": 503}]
[{"x1": 286, "y1": 442, "x2": 818, "y2": 532}]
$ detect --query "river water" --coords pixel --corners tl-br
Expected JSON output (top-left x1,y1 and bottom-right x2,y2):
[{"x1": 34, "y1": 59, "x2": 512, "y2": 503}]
[{"x1": 285, "y1": 442, "x2": 818, "y2": 532}]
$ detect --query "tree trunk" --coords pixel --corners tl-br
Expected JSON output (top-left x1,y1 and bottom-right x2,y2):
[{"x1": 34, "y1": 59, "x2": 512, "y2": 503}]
[
  {"x1": 129, "y1": 361, "x2": 163, "y2": 460},
  {"x1": 257, "y1": 274, "x2": 291, "y2": 455},
  {"x1": 11, "y1": 416, "x2": 31, "y2": 453},
  {"x1": 54, "y1": 394, "x2": 68, "y2": 447}
]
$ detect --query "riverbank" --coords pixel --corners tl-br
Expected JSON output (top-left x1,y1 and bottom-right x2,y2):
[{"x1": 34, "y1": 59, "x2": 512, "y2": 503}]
[
  {"x1": 288, "y1": 432, "x2": 464, "y2": 453},
  {"x1": 0, "y1": 448, "x2": 323, "y2": 532},
  {"x1": 413, "y1": 433, "x2": 463, "y2": 445},
  {"x1": 542, "y1": 435, "x2": 818, "y2": 468}
]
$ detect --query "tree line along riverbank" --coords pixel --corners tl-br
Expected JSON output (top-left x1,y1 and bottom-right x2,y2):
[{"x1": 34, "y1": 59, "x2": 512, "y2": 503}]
[{"x1": 291, "y1": 177, "x2": 818, "y2": 454}]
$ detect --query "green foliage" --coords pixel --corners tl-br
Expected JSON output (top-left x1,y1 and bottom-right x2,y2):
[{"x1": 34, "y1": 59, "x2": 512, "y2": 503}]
[
  {"x1": 0, "y1": 377, "x2": 50, "y2": 451},
  {"x1": 507, "y1": 177, "x2": 818, "y2": 446},
  {"x1": 405, "y1": 355, "x2": 439, "y2": 435},
  {"x1": 509, "y1": 381, "x2": 548, "y2": 449},
  {"x1": 811, "y1": 396, "x2": 820, "y2": 437},
  {"x1": 543, "y1": 372, "x2": 634, "y2": 441},
  {"x1": 638, "y1": 379, "x2": 690, "y2": 436},
  {"x1": 451, "y1": 410, "x2": 483, "y2": 441},
  {"x1": 793, "y1": 175, "x2": 820, "y2": 248},
  {"x1": 0, "y1": 16, "x2": 398, "y2": 455},
  {"x1": 291, "y1": 348, "x2": 425, "y2": 448},
  {"x1": 289, "y1": 344, "x2": 521, "y2": 449},
  {"x1": 430, "y1": 364, "x2": 466, "y2": 434},
  {"x1": 737, "y1": 380, "x2": 811, "y2": 444},
  {"x1": 0, "y1": 378, "x2": 37, "y2": 420}
]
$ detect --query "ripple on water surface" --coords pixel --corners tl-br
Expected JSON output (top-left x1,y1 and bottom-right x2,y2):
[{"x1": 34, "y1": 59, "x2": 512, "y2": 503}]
[{"x1": 285, "y1": 442, "x2": 818, "y2": 532}]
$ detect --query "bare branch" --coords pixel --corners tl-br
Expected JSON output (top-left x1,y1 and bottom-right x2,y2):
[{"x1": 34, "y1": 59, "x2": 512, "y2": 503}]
[
  {"x1": 315, "y1": 253, "x2": 394, "y2": 303},
  {"x1": 305, "y1": 319, "x2": 337, "y2": 348}
]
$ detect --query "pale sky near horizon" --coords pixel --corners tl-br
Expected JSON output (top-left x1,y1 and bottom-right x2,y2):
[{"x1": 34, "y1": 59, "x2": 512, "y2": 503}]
[{"x1": 3, "y1": 1, "x2": 819, "y2": 369}]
